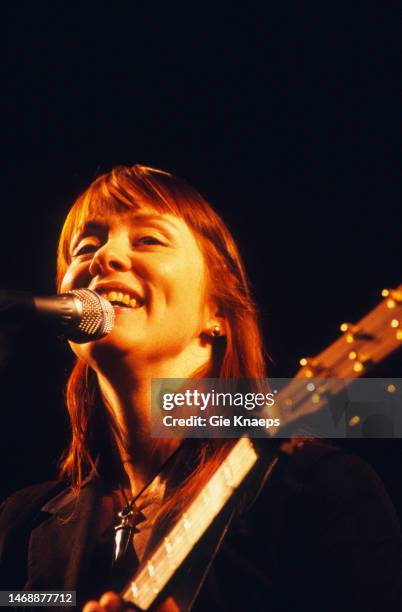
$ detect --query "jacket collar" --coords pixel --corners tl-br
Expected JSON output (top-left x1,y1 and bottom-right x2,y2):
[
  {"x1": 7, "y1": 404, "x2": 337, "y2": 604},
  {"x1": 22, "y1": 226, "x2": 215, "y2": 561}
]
[
  {"x1": 26, "y1": 475, "x2": 102, "y2": 595},
  {"x1": 40, "y1": 470, "x2": 99, "y2": 517}
]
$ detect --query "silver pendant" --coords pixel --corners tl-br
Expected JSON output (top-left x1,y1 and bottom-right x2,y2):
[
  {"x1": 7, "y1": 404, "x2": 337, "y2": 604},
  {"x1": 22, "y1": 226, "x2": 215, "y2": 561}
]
[{"x1": 113, "y1": 504, "x2": 146, "y2": 563}]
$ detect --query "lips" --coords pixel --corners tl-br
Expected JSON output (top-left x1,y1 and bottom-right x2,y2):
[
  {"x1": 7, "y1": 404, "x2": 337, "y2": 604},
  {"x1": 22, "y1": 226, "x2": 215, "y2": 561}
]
[{"x1": 91, "y1": 282, "x2": 145, "y2": 309}]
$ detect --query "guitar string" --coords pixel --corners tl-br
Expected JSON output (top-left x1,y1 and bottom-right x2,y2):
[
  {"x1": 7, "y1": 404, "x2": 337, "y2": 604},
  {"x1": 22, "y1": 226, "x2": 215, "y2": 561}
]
[{"x1": 127, "y1": 459, "x2": 244, "y2": 598}]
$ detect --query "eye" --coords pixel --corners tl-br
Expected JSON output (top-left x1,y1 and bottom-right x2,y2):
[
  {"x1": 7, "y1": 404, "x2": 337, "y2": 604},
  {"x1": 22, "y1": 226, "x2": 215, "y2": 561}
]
[
  {"x1": 136, "y1": 235, "x2": 165, "y2": 246},
  {"x1": 73, "y1": 243, "x2": 99, "y2": 257}
]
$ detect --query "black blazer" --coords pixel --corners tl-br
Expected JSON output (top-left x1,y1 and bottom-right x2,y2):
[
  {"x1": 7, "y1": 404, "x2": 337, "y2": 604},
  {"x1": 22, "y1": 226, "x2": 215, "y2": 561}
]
[{"x1": 1, "y1": 442, "x2": 402, "y2": 611}]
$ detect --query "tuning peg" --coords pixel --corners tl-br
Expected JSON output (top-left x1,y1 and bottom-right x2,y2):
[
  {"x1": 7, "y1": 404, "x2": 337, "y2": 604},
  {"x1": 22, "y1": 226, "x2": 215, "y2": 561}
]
[
  {"x1": 354, "y1": 356, "x2": 373, "y2": 373},
  {"x1": 352, "y1": 361, "x2": 364, "y2": 373},
  {"x1": 340, "y1": 322, "x2": 356, "y2": 343},
  {"x1": 346, "y1": 349, "x2": 367, "y2": 372},
  {"x1": 299, "y1": 357, "x2": 313, "y2": 377},
  {"x1": 382, "y1": 288, "x2": 402, "y2": 308},
  {"x1": 389, "y1": 318, "x2": 402, "y2": 341},
  {"x1": 298, "y1": 357, "x2": 321, "y2": 378},
  {"x1": 340, "y1": 322, "x2": 374, "y2": 343},
  {"x1": 348, "y1": 415, "x2": 361, "y2": 427}
]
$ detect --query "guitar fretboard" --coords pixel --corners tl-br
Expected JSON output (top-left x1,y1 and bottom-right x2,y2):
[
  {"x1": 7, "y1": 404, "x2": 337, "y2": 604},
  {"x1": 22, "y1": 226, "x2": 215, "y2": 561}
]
[{"x1": 122, "y1": 437, "x2": 258, "y2": 610}]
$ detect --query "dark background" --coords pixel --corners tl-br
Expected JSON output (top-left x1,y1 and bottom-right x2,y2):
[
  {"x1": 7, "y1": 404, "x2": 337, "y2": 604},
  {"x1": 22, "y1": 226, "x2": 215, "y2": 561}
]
[{"x1": 2, "y1": 3, "x2": 401, "y2": 515}]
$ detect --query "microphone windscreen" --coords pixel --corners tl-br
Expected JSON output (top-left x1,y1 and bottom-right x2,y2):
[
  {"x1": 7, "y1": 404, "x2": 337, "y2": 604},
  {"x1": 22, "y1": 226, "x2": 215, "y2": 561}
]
[{"x1": 66, "y1": 288, "x2": 115, "y2": 343}]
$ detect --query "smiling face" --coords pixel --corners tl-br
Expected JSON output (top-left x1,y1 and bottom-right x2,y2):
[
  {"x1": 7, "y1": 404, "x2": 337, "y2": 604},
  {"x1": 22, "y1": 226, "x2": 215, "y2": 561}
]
[{"x1": 60, "y1": 207, "x2": 217, "y2": 372}]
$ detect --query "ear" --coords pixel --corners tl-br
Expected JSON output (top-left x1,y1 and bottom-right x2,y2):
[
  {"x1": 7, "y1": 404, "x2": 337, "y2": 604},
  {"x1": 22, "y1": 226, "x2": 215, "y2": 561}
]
[{"x1": 203, "y1": 304, "x2": 227, "y2": 339}]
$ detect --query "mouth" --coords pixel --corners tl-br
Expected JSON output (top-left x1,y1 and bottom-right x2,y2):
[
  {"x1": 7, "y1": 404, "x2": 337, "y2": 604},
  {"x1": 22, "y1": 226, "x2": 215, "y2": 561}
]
[{"x1": 92, "y1": 284, "x2": 145, "y2": 310}]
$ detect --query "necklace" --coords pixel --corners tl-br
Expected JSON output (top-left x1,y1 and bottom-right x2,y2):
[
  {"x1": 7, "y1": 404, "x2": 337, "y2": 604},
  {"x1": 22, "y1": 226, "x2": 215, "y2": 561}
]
[
  {"x1": 113, "y1": 488, "x2": 146, "y2": 564},
  {"x1": 112, "y1": 441, "x2": 185, "y2": 565}
]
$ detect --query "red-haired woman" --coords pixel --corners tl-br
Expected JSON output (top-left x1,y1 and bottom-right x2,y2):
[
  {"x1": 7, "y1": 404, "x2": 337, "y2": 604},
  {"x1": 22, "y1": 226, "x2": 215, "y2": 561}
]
[{"x1": 1, "y1": 165, "x2": 401, "y2": 611}]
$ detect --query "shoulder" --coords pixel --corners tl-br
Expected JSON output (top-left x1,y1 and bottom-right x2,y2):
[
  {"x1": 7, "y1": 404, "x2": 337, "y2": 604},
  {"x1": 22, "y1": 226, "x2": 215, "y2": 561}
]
[
  {"x1": 232, "y1": 440, "x2": 402, "y2": 608},
  {"x1": 0, "y1": 481, "x2": 67, "y2": 529},
  {"x1": 239, "y1": 438, "x2": 397, "y2": 517},
  {"x1": 285, "y1": 440, "x2": 399, "y2": 521},
  {"x1": 278, "y1": 441, "x2": 402, "y2": 609},
  {"x1": 1, "y1": 480, "x2": 66, "y2": 508},
  {"x1": 263, "y1": 439, "x2": 402, "y2": 545},
  {"x1": 249, "y1": 438, "x2": 391, "y2": 510}
]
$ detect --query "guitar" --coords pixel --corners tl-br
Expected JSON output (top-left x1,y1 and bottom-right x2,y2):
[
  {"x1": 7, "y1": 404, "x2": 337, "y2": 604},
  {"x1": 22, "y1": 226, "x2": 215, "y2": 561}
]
[{"x1": 121, "y1": 285, "x2": 402, "y2": 610}]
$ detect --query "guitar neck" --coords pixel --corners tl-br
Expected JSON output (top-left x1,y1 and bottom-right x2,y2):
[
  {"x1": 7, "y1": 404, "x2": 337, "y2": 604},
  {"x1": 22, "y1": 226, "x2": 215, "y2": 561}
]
[{"x1": 121, "y1": 437, "x2": 258, "y2": 610}]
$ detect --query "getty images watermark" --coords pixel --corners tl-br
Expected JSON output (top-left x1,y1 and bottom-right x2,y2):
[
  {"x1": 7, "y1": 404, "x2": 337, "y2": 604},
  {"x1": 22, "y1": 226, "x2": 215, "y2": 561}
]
[{"x1": 151, "y1": 378, "x2": 402, "y2": 438}]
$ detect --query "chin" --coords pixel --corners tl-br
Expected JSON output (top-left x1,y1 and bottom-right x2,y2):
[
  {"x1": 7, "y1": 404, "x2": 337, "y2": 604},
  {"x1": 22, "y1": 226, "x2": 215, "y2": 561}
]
[{"x1": 69, "y1": 330, "x2": 140, "y2": 367}]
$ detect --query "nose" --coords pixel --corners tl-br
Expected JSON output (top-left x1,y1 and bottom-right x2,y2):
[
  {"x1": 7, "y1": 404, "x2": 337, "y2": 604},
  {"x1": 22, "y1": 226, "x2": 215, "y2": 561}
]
[{"x1": 88, "y1": 237, "x2": 132, "y2": 276}]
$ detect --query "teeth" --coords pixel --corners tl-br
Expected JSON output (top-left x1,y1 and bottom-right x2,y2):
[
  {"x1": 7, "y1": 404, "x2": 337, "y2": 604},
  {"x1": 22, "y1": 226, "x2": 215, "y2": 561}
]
[{"x1": 99, "y1": 290, "x2": 140, "y2": 308}]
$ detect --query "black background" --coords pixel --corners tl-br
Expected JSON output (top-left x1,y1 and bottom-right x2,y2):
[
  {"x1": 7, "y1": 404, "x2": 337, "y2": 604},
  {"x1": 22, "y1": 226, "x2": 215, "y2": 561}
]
[{"x1": 2, "y1": 3, "x2": 401, "y2": 516}]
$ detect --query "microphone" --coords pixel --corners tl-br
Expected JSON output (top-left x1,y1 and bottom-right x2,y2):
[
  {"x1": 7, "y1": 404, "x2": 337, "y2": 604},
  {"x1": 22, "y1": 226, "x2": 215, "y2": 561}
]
[{"x1": 0, "y1": 288, "x2": 115, "y2": 343}]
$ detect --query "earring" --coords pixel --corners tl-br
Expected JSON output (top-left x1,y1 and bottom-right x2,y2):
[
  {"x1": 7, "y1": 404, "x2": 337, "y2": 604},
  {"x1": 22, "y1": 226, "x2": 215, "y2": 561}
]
[{"x1": 210, "y1": 324, "x2": 221, "y2": 338}]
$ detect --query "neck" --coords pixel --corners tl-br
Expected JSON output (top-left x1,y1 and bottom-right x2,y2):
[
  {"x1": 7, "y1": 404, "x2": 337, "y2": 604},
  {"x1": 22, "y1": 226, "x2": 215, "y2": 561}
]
[{"x1": 93, "y1": 346, "x2": 211, "y2": 494}]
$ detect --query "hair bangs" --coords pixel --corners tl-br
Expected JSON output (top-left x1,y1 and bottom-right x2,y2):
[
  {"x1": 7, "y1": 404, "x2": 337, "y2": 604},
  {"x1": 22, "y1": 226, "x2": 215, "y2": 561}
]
[{"x1": 56, "y1": 166, "x2": 182, "y2": 288}]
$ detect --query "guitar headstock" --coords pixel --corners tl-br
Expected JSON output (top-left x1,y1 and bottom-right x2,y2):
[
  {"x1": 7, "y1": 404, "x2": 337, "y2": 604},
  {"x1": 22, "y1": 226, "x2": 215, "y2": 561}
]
[
  {"x1": 295, "y1": 285, "x2": 402, "y2": 380},
  {"x1": 272, "y1": 285, "x2": 402, "y2": 428}
]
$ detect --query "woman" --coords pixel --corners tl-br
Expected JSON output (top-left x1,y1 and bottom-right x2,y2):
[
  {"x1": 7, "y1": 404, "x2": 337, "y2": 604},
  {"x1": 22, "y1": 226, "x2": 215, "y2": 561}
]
[{"x1": 1, "y1": 164, "x2": 402, "y2": 611}]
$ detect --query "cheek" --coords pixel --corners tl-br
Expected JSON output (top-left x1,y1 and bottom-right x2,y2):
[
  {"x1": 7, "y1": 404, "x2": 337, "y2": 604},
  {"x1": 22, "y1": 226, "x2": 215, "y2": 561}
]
[
  {"x1": 165, "y1": 260, "x2": 207, "y2": 319},
  {"x1": 60, "y1": 269, "x2": 74, "y2": 292},
  {"x1": 60, "y1": 263, "x2": 89, "y2": 293}
]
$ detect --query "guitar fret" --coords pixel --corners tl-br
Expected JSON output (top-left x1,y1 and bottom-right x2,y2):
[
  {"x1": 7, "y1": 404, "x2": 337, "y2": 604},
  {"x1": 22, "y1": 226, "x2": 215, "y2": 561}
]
[
  {"x1": 223, "y1": 462, "x2": 235, "y2": 487},
  {"x1": 146, "y1": 561, "x2": 155, "y2": 577},
  {"x1": 182, "y1": 512, "x2": 191, "y2": 531}
]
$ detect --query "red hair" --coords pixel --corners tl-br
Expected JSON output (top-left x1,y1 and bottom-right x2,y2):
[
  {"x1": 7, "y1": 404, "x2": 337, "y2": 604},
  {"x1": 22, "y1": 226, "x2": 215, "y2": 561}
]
[{"x1": 56, "y1": 165, "x2": 268, "y2": 520}]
